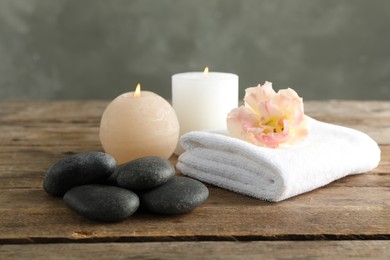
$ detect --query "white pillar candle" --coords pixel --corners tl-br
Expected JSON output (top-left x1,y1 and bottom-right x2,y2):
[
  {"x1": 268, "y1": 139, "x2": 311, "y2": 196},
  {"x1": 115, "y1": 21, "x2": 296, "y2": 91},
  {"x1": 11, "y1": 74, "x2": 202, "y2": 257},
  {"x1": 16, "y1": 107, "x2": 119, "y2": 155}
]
[
  {"x1": 100, "y1": 84, "x2": 180, "y2": 164},
  {"x1": 172, "y1": 68, "x2": 239, "y2": 154}
]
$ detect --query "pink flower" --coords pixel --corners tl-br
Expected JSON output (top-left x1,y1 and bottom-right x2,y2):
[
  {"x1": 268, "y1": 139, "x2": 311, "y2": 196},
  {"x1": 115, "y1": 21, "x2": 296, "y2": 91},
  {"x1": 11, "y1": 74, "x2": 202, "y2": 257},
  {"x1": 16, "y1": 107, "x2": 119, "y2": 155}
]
[{"x1": 227, "y1": 81, "x2": 309, "y2": 148}]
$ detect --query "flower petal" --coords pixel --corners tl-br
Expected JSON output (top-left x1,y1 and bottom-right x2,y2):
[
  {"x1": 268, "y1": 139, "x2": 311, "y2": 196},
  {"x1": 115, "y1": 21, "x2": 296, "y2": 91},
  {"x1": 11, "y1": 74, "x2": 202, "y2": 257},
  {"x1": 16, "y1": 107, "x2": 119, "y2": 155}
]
[{"x1": 227, "y1": 106, "x2": 259, "y2": 141}]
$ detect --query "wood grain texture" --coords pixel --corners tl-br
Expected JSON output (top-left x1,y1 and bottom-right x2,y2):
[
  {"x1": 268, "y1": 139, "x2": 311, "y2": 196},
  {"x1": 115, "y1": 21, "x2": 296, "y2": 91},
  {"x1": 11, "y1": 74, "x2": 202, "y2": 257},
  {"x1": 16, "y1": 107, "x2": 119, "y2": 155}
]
[
  {"x1": 0, "y1": 101, "x2": 389, "y2": 247},
  {"x1": 1, "y1": 241, "x2": 389, "y2": 260},
  {"x1": 0, "y1": 186, "x2": 389, "y2": 243}
]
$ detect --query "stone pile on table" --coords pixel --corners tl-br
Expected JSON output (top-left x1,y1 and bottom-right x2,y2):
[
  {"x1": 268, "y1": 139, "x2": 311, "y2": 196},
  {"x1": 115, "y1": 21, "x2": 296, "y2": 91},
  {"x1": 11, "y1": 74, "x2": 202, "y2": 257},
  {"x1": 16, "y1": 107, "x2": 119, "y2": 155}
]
[{"x1": 43, "y1": 152, "x2": 209, "y2": 222}]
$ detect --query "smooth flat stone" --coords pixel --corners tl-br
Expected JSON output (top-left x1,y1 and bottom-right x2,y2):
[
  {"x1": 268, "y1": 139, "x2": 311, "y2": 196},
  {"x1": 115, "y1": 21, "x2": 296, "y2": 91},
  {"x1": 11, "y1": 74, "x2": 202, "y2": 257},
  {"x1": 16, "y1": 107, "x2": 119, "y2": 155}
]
[
  {"x1": 117, "y1": 156, "x2": 175, "y2": 191},
  {"x1": 43, "y1": 151, "x2": 116, "y2": 196},
  {"x1": 63, "y1": 184, "x2": 139, "y2": 222},
  {"x1": 140, "y1": 176, "x2": 209, "y2": 214}
]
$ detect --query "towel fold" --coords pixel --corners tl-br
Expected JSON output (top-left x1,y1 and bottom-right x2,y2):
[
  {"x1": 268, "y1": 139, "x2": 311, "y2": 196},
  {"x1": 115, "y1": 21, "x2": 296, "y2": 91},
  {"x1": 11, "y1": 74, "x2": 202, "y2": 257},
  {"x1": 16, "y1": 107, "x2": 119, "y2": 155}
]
[{"x1": 177, "y1": 117, "x2": 381, "y2": 202}]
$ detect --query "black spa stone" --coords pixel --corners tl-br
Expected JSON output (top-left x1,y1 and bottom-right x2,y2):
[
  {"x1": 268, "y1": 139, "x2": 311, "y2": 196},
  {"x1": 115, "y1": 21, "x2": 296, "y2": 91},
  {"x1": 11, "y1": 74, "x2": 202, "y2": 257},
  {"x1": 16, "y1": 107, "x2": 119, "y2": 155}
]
[
  {"x1": 63, "y1": 184, "x2": 139, "y2": 222},
  {"x1": 140, "y1": 176, "x2": 209, "y2": 215},
  {"x1": 117, "y1": 156, "x2": 175, "y2": 191},
  {"x1": 43, "y1": 152, "x2": 116, "y2": 196},
  {"x1": 104, "y1": 168, "x2": 119, "y2": 186}
]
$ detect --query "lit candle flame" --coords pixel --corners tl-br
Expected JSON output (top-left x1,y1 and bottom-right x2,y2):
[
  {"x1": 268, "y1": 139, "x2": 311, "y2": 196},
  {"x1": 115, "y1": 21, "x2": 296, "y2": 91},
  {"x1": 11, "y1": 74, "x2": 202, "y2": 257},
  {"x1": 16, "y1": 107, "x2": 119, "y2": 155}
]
[
  {"x1": 204, "y1": 67, "x2": 209, "y2": 74},
  {"x1": 134, "y1": 83, "x2": 141, "y2": 97}
]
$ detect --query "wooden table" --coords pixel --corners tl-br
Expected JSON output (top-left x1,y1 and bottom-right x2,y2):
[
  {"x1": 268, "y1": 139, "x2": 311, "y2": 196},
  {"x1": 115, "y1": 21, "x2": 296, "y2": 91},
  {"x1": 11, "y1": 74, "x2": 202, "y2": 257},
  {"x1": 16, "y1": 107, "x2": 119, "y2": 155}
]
[{"x1": 0, "y1": 100, "x2": 389, "y2": 259}]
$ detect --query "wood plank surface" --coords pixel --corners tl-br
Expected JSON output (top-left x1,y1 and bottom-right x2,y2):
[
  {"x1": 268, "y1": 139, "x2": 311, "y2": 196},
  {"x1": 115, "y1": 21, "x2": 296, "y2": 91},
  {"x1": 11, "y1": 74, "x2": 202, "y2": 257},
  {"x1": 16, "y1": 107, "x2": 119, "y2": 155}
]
[
  {"x1": 1, "y1": 241, "x2": 389, "y2": 260},
  {"x1": 0, "y1": 101, "x2": 389, "y2": 249}
]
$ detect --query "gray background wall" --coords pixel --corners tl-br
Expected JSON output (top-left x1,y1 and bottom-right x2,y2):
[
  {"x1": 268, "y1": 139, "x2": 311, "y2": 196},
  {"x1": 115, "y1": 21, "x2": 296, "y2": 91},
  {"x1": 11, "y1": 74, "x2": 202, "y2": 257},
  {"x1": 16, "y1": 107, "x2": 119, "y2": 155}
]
[{"x1": 0, "y1": 0, "x2": 389, "y2": 100}]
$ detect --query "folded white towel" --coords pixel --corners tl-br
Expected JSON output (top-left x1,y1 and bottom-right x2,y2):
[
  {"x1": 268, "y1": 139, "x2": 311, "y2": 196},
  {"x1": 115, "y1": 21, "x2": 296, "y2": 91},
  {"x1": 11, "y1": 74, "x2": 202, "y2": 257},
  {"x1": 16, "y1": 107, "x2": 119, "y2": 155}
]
[{"x1": 177, "y1": 117, "x2": 381, "y2": 202}]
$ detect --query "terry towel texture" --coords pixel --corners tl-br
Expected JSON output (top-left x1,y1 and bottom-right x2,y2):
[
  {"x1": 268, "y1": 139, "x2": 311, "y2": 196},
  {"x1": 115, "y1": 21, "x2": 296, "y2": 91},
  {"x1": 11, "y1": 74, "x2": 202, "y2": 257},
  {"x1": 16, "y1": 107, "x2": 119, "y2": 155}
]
[{"x1": 177, "y1": 117, "x2": 381, "y2": 202}]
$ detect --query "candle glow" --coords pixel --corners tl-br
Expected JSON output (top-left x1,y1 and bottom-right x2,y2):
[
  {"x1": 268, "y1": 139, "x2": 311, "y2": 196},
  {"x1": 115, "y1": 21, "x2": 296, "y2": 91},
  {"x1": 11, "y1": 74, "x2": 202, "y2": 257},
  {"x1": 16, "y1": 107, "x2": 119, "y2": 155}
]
[{"x1": 134, "y1": 83, "x2": 141, "y2": 97}]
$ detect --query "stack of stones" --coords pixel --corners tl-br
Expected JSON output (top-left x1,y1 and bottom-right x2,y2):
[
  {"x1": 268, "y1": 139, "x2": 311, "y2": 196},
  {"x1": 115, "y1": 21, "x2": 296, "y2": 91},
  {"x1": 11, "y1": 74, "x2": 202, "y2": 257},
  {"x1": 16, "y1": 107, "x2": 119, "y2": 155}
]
[{"x1": 43, "y1": 152, "x2": 209, "y2": 222}]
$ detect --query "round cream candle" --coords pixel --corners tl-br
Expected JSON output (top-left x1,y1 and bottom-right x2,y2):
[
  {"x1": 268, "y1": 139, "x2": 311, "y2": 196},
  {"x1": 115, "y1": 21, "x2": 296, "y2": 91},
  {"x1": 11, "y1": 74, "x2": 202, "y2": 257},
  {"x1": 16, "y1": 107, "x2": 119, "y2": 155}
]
[
  {"x1": 172, "y1": 68, "x2": 238, "y2": 154},
  {"x1": 99, "y1": 84, "x2": 180, "y2": 164}
]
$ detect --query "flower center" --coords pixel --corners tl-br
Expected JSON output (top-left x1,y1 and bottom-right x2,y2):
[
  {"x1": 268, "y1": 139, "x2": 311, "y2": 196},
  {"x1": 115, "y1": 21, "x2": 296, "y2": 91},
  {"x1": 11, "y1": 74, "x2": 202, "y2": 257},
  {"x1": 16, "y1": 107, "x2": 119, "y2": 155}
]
[{"x1": 263, "y1": 117, "x2": 285, "y2": 134}]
